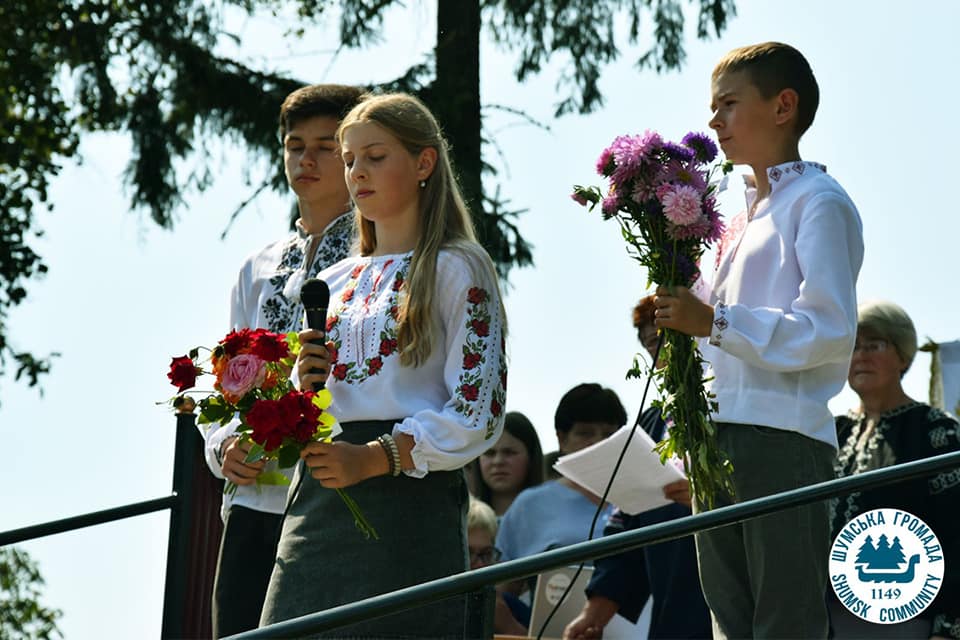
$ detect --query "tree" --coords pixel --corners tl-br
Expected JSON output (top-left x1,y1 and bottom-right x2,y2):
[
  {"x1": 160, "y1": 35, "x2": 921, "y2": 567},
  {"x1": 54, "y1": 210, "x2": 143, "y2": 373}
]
[
  {"x1": 1, "y1": 0, "x2": 736, "y2": 394},
  {"x1": 0, "y1": 547, "x2": 63, "y2": 640}
]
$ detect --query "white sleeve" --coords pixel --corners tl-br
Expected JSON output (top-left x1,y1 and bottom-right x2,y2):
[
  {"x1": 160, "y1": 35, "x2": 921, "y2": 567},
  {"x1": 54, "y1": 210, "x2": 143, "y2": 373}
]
[
  {"x1": 200, "y1": 268, "x2": 249, "y2": 478},
  {"x1": 394, "y1": 252, "x2": 507, "y2": 476},
  {"x1": 709, "y1": 193, "x2": 864, "y2": 372}
]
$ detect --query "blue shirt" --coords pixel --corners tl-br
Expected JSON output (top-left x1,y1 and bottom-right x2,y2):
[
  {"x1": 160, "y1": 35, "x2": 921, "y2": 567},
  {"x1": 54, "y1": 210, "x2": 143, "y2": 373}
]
[{"x1": 495, "y1": 480, "x2": 613, "y2": 562}]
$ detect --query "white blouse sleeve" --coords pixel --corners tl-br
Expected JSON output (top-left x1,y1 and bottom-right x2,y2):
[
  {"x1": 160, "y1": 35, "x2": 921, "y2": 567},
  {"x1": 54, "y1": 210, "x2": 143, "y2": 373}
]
[
  {"x1": 200, "y1": 268, "x2": 250, "y2": 478},
  {"x1": 708, "y1": 193, "x2": 864, "y2": 372},
  {"x1": 394, "y1": 251, "x2": 507, "y2": 476}
]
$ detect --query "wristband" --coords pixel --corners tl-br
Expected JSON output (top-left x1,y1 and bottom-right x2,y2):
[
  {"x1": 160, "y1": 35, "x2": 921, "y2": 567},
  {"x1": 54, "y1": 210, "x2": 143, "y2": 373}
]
[{"x1": 377, "y1": 434, "x2": 402, "y2": 477}]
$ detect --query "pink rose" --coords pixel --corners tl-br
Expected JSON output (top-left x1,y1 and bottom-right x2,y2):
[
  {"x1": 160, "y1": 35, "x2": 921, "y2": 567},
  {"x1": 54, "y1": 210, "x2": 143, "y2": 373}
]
[{"x1": 219, "y1": 354, "x2": 266, "y2": 402}]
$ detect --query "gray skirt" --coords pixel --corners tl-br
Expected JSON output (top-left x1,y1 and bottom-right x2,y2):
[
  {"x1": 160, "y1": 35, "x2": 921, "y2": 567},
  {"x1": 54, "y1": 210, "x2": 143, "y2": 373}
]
[{"x1": 260, "y1": 420, "x2": 471, "y2": 639}]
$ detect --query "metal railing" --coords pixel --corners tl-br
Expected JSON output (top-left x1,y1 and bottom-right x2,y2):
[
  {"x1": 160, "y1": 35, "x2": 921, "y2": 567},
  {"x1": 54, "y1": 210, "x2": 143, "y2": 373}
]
[
  {"x1": 2, "y1": 417, "x2": 958, "y2": 640},
  {"x1": 228, "y1": 449, "x2": 960, "y2": 639},
  {"x1": 0, "y1": 413, "x2": 217, "y2": 638}
]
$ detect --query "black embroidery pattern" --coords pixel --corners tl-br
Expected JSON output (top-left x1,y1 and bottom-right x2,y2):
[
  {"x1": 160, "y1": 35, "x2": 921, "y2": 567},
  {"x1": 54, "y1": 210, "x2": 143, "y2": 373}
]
[{"x1": 262, "y1": 214, "x2": 353, "y2": 333}]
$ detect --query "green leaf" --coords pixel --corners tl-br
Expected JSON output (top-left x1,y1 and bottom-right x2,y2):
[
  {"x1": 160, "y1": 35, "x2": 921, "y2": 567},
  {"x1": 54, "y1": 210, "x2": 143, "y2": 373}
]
[
  {"x1": 256, "y1": 471, "x2": 291, "y2": 486},
  {"x1": 244, "y1": 443, "x2": 265, "y2": 463},
  {"x1": 277, "y1": 443, "x2": 300, "y2": 468}
]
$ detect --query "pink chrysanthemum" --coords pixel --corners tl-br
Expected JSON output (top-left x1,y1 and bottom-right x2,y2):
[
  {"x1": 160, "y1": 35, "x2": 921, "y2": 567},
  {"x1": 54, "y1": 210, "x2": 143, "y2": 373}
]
[
  {"x1": 610, "y1": 130, "x2": 663, "y2": 185},
  {"x1": 601, "y1": 194, "x2": 621, "y2": 218},
  {"x1": 660, "y1": 185, "x2": 702, "y2": 226}
]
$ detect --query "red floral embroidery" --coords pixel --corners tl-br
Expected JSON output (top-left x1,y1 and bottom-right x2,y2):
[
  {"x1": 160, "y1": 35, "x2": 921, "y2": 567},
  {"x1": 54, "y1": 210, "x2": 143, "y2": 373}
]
[
  {"x1": 460, "y1": 383, "x2": 479, "y2": 401},
  {"x1": 350, "y1": 264, "x2": 365, "y2": 279},
  {"x1": 467, "y1": 287, "x2": 487, "y2": 304},
  {"x1": 326, "y1": 316, "x2": 338, "y2": 332},
  {"x1": 379, "y1": 338, "x2": 398, "y2": 357},
  {"x1": 327, "y1": 344, "x2": 339, "y2": 363},
  {"x1": 470, "y1": 319, "x2": 490, "y2": 337},
  {"x1": 332, "y1": 364, "x2": 349, "y2": 380},
  {"x1": 491, "y1": 399, "x2": 502, "y2": 417},
  {"x1": 341, "y1": 288, "x2": 355, "y2": 303},
  {"x1": 367, "y1": 356, "x2": 383, "y2": 375},
  {"x1": 463, "y1": 352, "x2": 481, "y2": 370}
]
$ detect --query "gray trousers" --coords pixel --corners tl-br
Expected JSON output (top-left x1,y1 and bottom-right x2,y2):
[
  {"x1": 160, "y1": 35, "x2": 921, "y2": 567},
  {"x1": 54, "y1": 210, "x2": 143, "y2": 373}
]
[{"x1": 694, "y1": 423, "x2": 836, "y2": 639}]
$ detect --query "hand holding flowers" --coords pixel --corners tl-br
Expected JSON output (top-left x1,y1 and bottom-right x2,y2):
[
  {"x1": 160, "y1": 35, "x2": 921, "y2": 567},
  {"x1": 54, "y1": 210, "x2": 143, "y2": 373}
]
[
  {"x1": 572, "y1": 130, "x2": 735, "y2": 507},
  {"x1": 165, "y1": 327, "x2": 377, "y2": 538}
]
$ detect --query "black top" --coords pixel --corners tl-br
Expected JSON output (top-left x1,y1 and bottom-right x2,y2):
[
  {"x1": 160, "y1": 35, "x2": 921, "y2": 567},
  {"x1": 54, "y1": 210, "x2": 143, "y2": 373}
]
[
  {"x1": 585, "y1": 406, "x2": 712, "y2": 639},
  {"x1": 832, "y1": 402, "x2": 960, "y2": 637}
]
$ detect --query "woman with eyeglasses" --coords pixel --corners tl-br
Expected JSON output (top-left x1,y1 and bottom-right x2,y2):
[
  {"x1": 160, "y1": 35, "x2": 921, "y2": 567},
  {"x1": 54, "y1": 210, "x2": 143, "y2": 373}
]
[{"x1": 829, "y1": 300, "x2": 959, "y2": 639}]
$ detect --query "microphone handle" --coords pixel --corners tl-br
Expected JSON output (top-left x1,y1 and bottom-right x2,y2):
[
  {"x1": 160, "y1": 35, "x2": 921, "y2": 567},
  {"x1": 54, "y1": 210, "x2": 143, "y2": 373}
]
[{"x1": 304, "y1": 307, "x2": 328, "y2": 391}]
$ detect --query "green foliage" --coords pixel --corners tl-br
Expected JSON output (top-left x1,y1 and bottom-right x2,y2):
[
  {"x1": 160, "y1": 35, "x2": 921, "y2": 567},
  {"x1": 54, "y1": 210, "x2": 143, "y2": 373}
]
[
  {"x1": 1, "y1": 0, "x2": 735, "y2": 398},
  {"x1": 0, "y1": 547, "x2": 63, "y2": 640}
]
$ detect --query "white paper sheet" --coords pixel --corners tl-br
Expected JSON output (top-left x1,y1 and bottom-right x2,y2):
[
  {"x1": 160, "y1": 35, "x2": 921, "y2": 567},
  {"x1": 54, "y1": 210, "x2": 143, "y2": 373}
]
[{"x1": 553, "y1": 424, "x2": 686, "y2": 515}]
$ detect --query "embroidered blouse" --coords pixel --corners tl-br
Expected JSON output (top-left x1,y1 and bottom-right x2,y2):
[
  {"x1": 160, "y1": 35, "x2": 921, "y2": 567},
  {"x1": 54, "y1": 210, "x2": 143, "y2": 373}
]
[
  {"x1": 831, "y1": 402, "x2": 960, "y2": 636},
  {"x1": 201, "y1": 212, "x2": 354, "y2": 516},
  {"x1": 697, "y1": 161, "x2": 864, "y2": 448},
  {"x1": 319, "y1": 247, "x2": 507, "y2": 477}
]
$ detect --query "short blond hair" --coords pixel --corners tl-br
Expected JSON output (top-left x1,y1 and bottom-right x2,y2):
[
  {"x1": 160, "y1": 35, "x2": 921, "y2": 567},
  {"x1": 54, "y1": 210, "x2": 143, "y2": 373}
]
[
  {"x1": 467, "y1": 497, "x2": 498, "y2": 539},
  {"x1": 713, "y1": 42, "x2": 819, "y2": 137}
]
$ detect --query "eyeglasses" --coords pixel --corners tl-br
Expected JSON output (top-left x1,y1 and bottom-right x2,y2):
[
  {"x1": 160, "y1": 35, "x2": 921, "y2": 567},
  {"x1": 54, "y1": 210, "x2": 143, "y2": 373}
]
[
  {"x1": 469, "y1": 547, "x2": 501, "y2": 565},
  {"x1": 853, "y1": 338, "x2": 889, "y2": 354}
]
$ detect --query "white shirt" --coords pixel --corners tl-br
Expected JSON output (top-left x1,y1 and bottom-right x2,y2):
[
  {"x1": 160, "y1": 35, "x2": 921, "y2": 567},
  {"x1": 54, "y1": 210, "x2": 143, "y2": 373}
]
[
  {"x1": 699, "y1": 161, "x2": 864, "y2": 448},
  {"x1": 319, "y1": 246, "x2": 507, "y2": 476},
  {"x1": 202, "y1": 213, "x2": 354, "y2": 517}
]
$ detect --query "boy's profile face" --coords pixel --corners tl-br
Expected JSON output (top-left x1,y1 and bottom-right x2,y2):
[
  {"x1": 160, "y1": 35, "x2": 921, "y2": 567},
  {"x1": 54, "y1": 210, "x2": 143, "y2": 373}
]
[
  {"x1": 709, "y1": 70, "x2": 780, "y2": 167},
  {"x1": 284, "y1": 115, "x2": 350, "y2": 208}
]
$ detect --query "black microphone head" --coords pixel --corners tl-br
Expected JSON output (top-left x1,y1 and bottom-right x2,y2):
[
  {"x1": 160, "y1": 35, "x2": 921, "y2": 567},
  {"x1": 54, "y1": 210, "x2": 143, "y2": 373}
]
[{"x1": 300, "y1": 278, "x2": 330, "y2": 310}]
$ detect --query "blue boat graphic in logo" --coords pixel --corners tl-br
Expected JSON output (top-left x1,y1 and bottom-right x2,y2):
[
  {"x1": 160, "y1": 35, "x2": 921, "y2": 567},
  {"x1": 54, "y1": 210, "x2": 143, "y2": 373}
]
[{"x1": 854, "y1": 534, "x2": 920, "y2": 584}]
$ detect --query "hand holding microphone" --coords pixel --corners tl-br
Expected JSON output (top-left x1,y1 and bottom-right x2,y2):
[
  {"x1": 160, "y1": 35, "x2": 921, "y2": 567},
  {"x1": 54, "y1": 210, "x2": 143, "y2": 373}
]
[{"x1": 298, "y1": 278, "x2": 331, "y2": 392}]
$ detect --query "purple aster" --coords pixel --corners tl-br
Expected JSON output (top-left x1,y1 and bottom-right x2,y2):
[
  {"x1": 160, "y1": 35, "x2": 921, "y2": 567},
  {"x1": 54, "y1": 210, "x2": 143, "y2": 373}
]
[
  {"x1": 610, "y1": 130, "x2": 663, "y2": 185},
  {"x1": 682, "y1": 132, "x2": 719, "y2": 163},
  {"x1": 601, "y1": 194, "x2": 621, "y2": 219},
  {"x1": 595, "y1": 146, "x2": 615, "y2": 176},
  {"x1": 662, "y1": 141, "x2": 695, "y2": 163},
  {"x1": 656, "y1": 160, "x2": 708, "y2": 193}
]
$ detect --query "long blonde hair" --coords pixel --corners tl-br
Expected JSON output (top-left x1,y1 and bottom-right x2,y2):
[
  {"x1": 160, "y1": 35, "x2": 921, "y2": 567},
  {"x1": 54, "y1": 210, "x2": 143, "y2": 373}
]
[{"x1": 337, "y1": 92, "x2": 505, "y2": 367}]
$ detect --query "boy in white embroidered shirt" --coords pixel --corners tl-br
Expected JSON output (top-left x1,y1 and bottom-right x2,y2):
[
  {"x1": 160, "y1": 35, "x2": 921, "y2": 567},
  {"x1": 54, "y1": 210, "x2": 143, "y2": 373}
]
[
  {"x1": 201, "y1": 83, "x2": 363, "y2": 638},
  {"x1": 652, "y1": 42, "x2": 864, "y2": 638}
]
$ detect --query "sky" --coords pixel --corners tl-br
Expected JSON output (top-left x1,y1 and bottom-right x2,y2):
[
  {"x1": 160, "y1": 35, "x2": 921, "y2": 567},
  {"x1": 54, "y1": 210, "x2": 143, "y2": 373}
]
[{"x1": 3, "y1": 1, "x2": 960, "y2": 637}]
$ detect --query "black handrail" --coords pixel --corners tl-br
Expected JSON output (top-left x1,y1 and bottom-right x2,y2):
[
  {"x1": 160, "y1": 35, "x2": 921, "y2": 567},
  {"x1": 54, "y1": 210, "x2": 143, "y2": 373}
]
[
  {"x1": 0, "y1": 495, "x2": 178, "y2": 547},
  {"x1": 228, "y1": 449, "x2": 960, "y2": 639}
]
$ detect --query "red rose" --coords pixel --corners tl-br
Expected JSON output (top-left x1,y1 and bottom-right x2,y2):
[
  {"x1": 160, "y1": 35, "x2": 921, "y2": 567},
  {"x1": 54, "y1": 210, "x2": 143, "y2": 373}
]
[
  {"x1": 467, "y1": 287, "x2": 487, "y2": 304},
  {"x1": 460, "y1": 383, "x2": 479, "y2": 402},
  {"x1": 367, "y1": 356, "x2": 383, "y2": 376},
  {"x1": 332, "y1": 363, "x2": 349, "y2": 380},
  {"x1": 221, "y1": 329, "x2": 254, "y2": 356},
  {"x1": 379, "y1": 338, "x2": 398, "y2": 356},
  {"x1": 341, "y1": 288, "x2": 355, "y2": 303},
  {"x1": 463, "y1": 352, "x2": 481, "y2": 370},
  {"x1": 326, "y1": 316, "x2": 338, "y2": 332},
  {"x1": 246, "y1": 399, "x2": 285, "y2": 451},
  {"x1": 167, "y1": 356, "x2": 199, "y2": 391},
  {"x1": 491, "y1": 399, "x2": 502, "y2": 417},
  {"x1": 251, "y1": 332, "x2": 290, "y2": 362},
  {"x1": 470, "y1": 319, "x2": 490, "y2": 337}
]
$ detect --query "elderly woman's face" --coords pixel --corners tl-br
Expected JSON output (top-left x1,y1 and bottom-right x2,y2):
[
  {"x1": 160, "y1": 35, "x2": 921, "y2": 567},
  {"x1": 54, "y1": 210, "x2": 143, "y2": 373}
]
[{"x1": 848, "y1": 331, "x2": 909, "y2": 395}]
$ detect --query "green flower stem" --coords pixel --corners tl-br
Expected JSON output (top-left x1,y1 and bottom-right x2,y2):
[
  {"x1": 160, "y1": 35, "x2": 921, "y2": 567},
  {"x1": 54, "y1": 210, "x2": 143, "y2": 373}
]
[{"x1": 336, "y1": 489, "x2": 379, "y2": 540}]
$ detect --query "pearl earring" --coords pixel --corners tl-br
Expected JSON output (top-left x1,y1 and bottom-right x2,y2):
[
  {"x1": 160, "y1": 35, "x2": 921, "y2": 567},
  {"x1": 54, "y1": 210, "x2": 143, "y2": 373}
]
[{"x1": 419, "y1": 180, "x2": 426, "y2": 188}]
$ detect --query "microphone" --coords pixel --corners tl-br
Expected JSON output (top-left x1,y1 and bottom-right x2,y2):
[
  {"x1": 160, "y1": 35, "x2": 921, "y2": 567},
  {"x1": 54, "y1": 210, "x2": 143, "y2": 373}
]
[{"x1": 300, "y1": 278, "x2": 330, "y2": 391}]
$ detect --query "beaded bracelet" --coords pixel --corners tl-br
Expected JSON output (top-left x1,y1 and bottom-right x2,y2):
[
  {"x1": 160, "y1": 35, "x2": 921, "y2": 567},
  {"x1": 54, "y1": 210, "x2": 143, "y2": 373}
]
[{"x1": 377, "y1": 433, "x2": 402, "y2": 477}]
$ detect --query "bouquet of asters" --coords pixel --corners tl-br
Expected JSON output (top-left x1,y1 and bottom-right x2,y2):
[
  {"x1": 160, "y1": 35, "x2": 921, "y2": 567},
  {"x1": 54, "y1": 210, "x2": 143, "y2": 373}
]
[
  {"x1": 572, "y1": 130, "x2": 734, "y2": 506},
  {"x1": 166, "y1": 327, "x2": 377, "y2": 538}
]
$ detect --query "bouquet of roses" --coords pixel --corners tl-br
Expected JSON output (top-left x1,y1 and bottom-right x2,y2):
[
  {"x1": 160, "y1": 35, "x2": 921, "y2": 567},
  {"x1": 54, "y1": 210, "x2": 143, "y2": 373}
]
[
  {"x1": 166, "y1": 327, "x2": 377, "y2": 538},
  {"x1": 572, "y1": 130, "x2": 734, "y2": 507}
]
